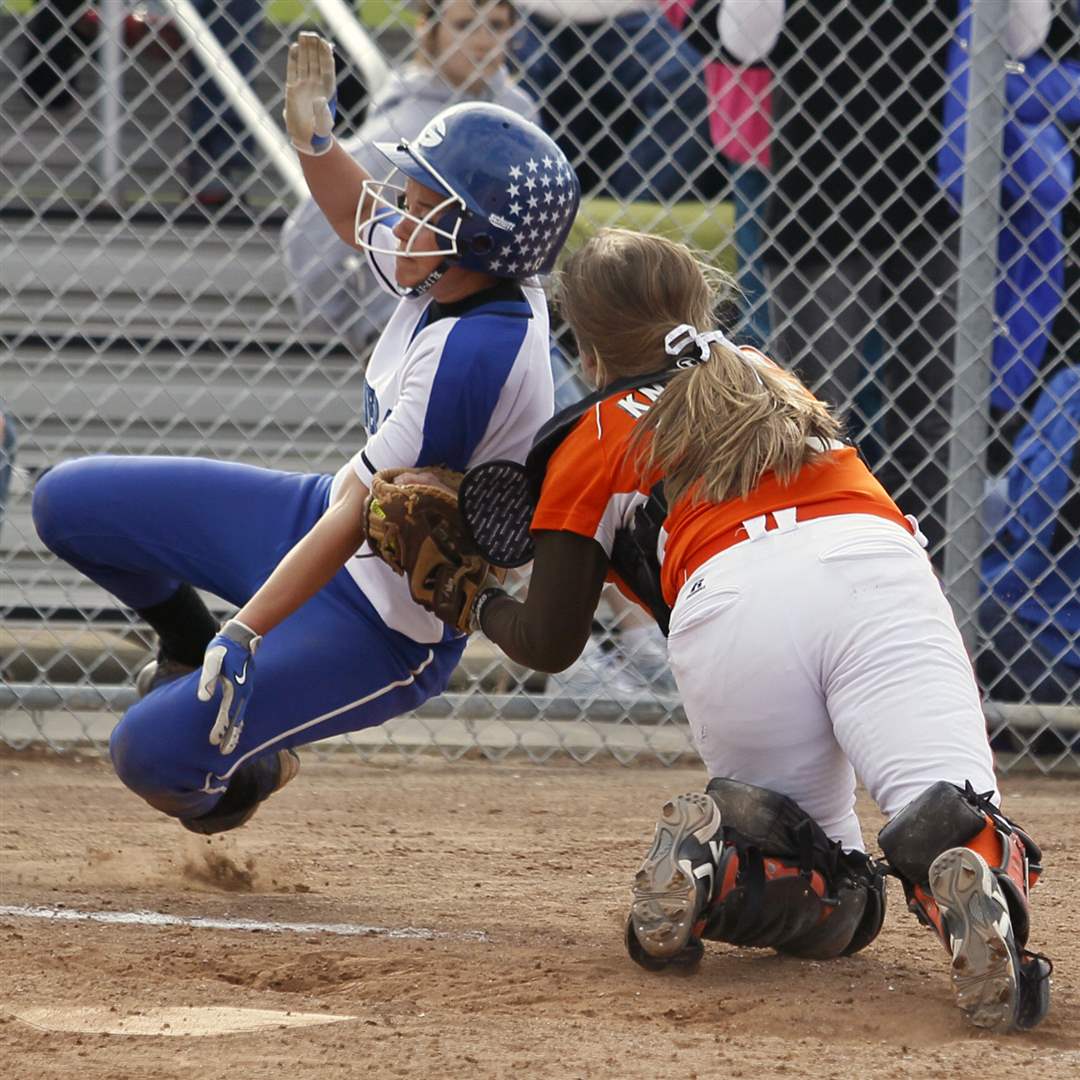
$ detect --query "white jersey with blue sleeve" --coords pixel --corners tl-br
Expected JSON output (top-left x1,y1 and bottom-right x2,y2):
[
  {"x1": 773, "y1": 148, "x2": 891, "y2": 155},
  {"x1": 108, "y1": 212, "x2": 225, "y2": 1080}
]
[{"x1": 329, "y1": 220, "x2": 555, "y2": 642}]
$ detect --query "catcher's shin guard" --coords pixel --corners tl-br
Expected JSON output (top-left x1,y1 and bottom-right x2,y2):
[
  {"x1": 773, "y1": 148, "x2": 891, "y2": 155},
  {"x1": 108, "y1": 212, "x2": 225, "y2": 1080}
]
[
  {"x1": 696, "y1": 778, "x2": 886, "y2": 961},
  {"x1": 626, "y1": 781, "x2": 887, "y2": 973},
  {"x1": 878, "y1": 781, "x2": 1051, "y2": 1031},
  {"x1": 180, "y1": 749, "x2": 300, "y2": 835}
]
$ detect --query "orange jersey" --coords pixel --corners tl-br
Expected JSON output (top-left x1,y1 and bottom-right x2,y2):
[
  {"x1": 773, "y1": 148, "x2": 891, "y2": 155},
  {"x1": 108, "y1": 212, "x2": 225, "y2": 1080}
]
[{"x1": 530, "y1": 378, "x2": 913, "y2": 608}]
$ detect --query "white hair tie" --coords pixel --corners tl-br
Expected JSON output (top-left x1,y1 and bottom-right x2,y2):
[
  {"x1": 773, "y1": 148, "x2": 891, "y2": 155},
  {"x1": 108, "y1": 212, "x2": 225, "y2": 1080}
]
[
  {"x1": 664, "y1": 324, "x2": 765, "y2": 384},
  {"x1": 664, "y1": 323, "x2": 731, "y2": 360}
]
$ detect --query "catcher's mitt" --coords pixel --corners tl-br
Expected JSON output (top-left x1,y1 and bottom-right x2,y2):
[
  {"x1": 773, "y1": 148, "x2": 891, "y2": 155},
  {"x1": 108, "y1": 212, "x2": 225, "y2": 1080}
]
[{"x1": 363, "y1": 467, "x2": 504, "y2": 633}]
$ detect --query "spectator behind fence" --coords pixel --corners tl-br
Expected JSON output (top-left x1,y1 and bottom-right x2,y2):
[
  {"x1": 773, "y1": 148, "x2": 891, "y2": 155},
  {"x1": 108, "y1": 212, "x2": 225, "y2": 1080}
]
[
  {"x1": 511, "y1": 0, "x2": 713, "y2": 201},
  {"x1": 184, "y1": 0, "x2": 262, "y2": 208},
  {"x1": 282, "y1": 0, "x2": 538, "y2": 355},
  {"x1": 19, "y1": 2, "x2": 259, "y2": 206},
  {"x1": 707, "y1": 0, "x2": 980, "y2": 565},
  {"x1": 664, "y1": 1, "x2": 772, "y2": 345},
  {"x1": 18, "y1": 1, "x2": 96, "y2": 111}
]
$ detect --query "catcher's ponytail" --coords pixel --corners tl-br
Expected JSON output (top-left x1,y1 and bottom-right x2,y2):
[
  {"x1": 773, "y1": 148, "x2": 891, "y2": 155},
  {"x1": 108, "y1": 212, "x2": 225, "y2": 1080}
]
[
  {"x1": 558, "y1": 227, "x2": 841, "y2": 506},
  {"x1": 633, "y1": 343, "x2": 841, "y2": 506}
]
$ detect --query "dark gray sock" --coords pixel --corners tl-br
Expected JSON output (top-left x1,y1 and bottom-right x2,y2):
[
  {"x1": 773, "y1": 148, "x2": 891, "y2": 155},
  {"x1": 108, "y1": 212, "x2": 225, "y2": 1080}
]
[{"x1": 136, "y1": 584, "x2": 218, "y2": 667}]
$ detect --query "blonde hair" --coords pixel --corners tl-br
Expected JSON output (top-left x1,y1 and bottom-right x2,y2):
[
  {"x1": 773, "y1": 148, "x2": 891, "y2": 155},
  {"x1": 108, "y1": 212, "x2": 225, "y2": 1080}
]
[{"x1": 556, "y1": 228, "x2": 842, "y2": 506}]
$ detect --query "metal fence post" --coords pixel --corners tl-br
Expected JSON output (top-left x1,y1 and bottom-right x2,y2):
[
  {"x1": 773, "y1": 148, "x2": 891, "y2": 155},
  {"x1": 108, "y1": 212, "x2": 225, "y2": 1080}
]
[
  {"x1": 97, "y1": 0, "x2": 125, "y2": 200},
  {"x1": 944, "y1": 0, "x2": 1009, "y2": 652}
]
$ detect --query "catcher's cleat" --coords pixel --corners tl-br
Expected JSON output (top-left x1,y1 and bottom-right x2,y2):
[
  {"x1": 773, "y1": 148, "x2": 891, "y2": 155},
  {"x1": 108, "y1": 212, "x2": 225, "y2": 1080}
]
[
  {"x1": 627, "y1": 792, "x2": 722, "y2": 971},
  {"x1": 929, "y1": 847, "x2": 1026, "y2": 1031},
  {"x1": 180, "y1": 749, "x2": 301, "y2": 835},
  {"x1": 135, "y1": 656, "x2": 197, "y2": 698}
]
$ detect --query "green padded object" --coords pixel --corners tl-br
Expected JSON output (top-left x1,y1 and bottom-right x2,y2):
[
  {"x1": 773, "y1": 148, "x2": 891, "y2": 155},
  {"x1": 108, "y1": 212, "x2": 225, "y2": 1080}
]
[{"x1": 567, "y1": 197, "x2": 736, "y2": 273}]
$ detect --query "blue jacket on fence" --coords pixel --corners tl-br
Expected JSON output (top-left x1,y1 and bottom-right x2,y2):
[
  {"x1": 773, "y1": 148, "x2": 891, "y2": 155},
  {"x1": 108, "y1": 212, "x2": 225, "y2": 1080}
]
[
  {"x1": 938, "y1": 0, "x2": 1080, "y2": 414},
  {"x1": 981, "y1": 367, "x2": 1080, "y2": 681}
]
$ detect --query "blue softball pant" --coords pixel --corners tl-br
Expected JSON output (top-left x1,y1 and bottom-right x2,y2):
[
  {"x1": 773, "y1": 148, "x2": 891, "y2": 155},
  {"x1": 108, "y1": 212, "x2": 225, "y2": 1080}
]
[{"x1": 32, "y1": 455, "x2": 465, "y2": 818}]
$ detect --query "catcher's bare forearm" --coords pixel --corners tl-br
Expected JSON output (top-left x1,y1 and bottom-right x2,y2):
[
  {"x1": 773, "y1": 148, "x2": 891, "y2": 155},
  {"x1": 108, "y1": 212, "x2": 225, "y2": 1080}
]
[
  {"x1": 236, "y1": 475, "x2": 368, "y2": 636},
  {"x1": 480, "y1": 531, "x2": 608, "y2": 672}
]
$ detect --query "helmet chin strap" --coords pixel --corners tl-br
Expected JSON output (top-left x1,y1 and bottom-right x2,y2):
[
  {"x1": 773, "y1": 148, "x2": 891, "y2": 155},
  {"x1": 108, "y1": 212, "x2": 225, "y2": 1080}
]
[{"x1": 404, "y1": 258, "x2": 452, "y2": 299}]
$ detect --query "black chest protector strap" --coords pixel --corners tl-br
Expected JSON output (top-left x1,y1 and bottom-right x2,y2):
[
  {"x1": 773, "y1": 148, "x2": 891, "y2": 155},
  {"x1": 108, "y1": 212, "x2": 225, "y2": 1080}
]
[
  {"x1": 525, "y1": 362, "x2": 695, "y2": 496},
  {"x1": 459, "y1": 362, "x2": 699, "y2": 633},
  {"x1": 609, "y1": 480, "x2": 672, "y2": 634}
]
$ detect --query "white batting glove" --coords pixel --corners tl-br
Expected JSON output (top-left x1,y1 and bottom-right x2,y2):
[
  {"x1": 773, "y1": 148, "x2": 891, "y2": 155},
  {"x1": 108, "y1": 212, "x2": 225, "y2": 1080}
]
[
  {"x1": 284, "y1": 32, "x2": 337, "y2": 156},
  {"x1": 197, "y1": 619, "x2": 262, "y2": 756}
]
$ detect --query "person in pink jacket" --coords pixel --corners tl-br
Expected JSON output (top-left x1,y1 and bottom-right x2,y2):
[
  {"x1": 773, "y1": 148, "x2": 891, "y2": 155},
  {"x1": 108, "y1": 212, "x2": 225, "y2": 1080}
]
[{"x1": 663, "y1": 2, "x2": 772, "y2": 348}]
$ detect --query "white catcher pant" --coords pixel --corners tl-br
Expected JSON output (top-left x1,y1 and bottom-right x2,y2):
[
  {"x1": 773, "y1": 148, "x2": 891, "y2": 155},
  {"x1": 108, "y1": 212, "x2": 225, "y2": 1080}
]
[{"x1": 667, "y1": 513, "x2": 997, "y2": 851}]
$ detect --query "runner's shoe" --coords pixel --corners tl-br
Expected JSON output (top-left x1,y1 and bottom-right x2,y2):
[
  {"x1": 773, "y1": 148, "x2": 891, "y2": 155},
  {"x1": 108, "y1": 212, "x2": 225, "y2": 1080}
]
[
  {"x1": 181, "y1": 749, "x2": 301, "y2": 835},
  {"x1": 135, "y1": 656, "x2": 196, "y2": 698}
]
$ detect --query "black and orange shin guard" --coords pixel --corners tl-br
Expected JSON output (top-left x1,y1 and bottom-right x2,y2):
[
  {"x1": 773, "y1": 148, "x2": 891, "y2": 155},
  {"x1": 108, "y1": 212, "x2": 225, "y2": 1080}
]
[
  {"x1": 696, "y1": 779, "x2": 886, "y2": 961},
  {"x1": 879, "y1": 781, "x2": 1051, "y2": 1030},
  {"x1": 880, "y1": 782, "x2": 1040, "y2": 946}
]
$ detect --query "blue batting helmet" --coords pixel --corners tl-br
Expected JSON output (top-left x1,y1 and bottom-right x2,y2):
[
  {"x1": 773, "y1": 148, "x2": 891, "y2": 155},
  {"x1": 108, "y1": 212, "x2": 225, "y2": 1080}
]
[{"x1": 372, "y1": 102, "x2": 580, "y2": 278}]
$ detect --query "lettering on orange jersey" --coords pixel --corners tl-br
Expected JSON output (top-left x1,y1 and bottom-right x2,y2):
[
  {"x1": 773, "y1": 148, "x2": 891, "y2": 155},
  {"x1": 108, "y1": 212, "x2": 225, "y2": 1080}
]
[{"x1": 616, "y1": 383, "x2": 665, "y2": 418}]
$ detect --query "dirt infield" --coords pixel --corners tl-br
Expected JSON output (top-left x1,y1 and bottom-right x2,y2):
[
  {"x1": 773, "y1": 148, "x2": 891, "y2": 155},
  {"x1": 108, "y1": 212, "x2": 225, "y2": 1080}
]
[{"x1": 1, "y1": 752, "x2": 1078, "y2": 1079}]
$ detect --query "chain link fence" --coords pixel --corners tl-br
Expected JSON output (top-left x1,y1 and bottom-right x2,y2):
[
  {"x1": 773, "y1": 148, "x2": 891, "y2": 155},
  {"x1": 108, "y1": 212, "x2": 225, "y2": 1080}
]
[{"x1": 2, "y1": 0, "x2": 1077, "y2": 769}]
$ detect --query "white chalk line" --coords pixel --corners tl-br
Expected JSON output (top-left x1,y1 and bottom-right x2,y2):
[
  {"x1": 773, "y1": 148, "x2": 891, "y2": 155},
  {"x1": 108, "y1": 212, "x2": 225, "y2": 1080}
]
[{"x1": 0, "y1": 904, "x2": 489, "y2": 942}]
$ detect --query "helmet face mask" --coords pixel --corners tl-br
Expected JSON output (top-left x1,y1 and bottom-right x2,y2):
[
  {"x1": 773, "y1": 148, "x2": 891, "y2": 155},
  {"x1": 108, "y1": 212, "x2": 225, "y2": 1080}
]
[
  {"x1": 353, "y1": 102, "x2": 581, "y2": 286},
  {"x1": 354, "y1": 177, "x2": 464, "y2": 263}
]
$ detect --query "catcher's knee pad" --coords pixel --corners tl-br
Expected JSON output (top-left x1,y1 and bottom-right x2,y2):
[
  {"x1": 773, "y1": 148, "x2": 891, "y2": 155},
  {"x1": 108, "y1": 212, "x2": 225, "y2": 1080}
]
[
  {"x1": 696, "y1": 779, "x2": 887, "y2": 961},
  {"x1": 877, "y1": 780, "x2": 1041, "y2": 947}
]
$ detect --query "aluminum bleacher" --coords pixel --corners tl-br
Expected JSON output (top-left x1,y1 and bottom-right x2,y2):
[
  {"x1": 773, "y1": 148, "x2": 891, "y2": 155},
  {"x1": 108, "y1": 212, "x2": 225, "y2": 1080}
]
[{"x1": 4, "y1": 213, "x2": 364, "y2": 618}]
